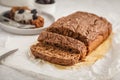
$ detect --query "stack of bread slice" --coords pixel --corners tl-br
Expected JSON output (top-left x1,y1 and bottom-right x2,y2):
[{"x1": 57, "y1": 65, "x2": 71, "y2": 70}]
[{"x1": 30, "y1": 11, "x2": 112, "y2": 66}]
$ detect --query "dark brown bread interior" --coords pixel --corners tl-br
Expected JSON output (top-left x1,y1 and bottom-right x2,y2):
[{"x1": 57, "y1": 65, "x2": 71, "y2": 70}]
[
  {"x1": 38, "y1": 31, "x2": 87, "y2": 53},
  {"x1": 31, "y1": 43, "x2": 86, "y2": 66},
  {"x1": 47, "y1": 11, "x2": 112, "y2": 52}
]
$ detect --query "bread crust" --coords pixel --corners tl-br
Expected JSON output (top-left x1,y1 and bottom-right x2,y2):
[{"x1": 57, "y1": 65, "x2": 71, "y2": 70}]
[
  {"x1": 30, "y1": 11, "x2": 112, "y2": 66},
  {"x1": 47, "y1": 11, "x2": 112, "y2": 52}
]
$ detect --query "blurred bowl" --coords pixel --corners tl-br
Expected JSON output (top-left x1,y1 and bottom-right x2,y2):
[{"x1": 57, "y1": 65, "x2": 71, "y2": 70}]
[{"x1": 34, "y1": 2, "x2": 56, "y2": 14}]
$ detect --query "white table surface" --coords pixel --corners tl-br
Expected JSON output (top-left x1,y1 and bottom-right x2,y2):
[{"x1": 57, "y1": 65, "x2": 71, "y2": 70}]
[
  {"x1": 0, "y1": 0, "x2": 120, "y2": 39},
  {"x1": 0, "y1": 0, "x2": 120, "y2": 80}
]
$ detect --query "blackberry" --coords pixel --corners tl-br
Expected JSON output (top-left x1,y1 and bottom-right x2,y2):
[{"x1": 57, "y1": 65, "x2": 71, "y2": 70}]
[
  {"x1": 35, "y1": 0, "x2": 55, "y2": 4},
  {"x1": 50, "y1": 0, "x2": 55, "y2": 4},
  {"x1": 33, "y1": 14, "x2": 38, "y2": 20},
  {"x1": 35, "y1": 0, "x2": 45, "y2": 4},
  {"x1": 18, "y1": 9, "x2": 25, "y2": 14},
  {"x1": 31, "y1": 9, "x2": 37, "y2": 14},
  {"x1": 44, "y1": 0, "x2": 51, "y2": 4}
]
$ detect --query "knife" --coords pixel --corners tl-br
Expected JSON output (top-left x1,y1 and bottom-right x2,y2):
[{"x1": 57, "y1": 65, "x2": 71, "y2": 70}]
[
  {"x1": 0, "y1": 49, "x2": 63, "y2": 80},
  {"x1": 0, "y1": 49, "x2": 18, "y2": 63}
]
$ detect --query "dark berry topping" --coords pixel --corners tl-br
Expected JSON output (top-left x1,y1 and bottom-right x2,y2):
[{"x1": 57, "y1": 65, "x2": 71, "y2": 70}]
[
  {"x1": 18, "y1": 9, "x2": 24, "y2": 14},
  {"x1": 31, "y1": 9, "x2": 37, "y2": 14},
  {"x1": 35, "y1": 0, "x2": 55, "y2": 4},
  {"x1": 33, "y1": 14, "x2": 38, "y2": 20},
  {"x1": 36, "y1": 0, "x2": 45, "y2": 4},
  {"x1": 50, "y1": 0, "x2": 55, "y2": 4},
  {"x1": 44, "y1": 0, "x2": 51, "y2": 4}
]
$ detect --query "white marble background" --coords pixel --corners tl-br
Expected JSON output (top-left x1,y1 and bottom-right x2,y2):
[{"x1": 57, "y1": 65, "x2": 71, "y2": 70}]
[{"x1": 0, "y1": 0, "x2": 120, "y2": 80}]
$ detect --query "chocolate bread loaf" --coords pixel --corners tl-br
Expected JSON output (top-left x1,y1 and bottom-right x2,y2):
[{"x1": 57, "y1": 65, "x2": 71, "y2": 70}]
[
  {"x1": 47, "y1": 11, "x2": 112, "y2": 52},
  {"x1": 30, "y1": 11, "x2": 112, "y2": 66}
]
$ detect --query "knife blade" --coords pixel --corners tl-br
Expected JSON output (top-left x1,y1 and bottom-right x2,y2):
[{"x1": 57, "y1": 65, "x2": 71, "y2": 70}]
[{"x1": 0, "y1": 49, "x2": 18, "y2": 63}]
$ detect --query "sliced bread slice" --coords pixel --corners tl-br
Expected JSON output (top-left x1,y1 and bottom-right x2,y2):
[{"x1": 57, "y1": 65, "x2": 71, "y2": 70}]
[
  {"x1": 30, "y1": 42, "x2": 87, "y2": 66},
  {"x1": 38, "y1": 31, "x2": 87, "y2": 53}
]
